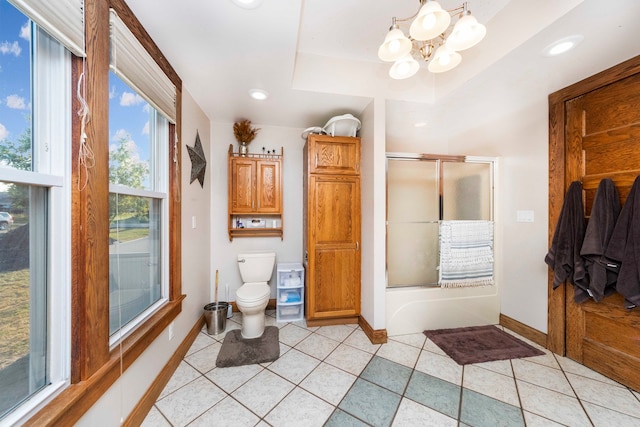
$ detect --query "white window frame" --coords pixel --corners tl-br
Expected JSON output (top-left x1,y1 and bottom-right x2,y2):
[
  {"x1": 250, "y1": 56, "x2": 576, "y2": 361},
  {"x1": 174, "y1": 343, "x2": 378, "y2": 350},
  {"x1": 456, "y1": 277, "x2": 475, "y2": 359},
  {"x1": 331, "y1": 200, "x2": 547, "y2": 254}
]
[{"x1": 0, "y1": 25, "x2": 71, "y2": 425}]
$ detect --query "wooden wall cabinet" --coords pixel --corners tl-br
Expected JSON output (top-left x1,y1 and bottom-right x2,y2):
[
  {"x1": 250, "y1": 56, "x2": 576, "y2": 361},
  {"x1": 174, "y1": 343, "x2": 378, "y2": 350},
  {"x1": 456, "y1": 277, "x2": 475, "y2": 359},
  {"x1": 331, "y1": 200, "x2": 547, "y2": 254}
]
[
  {"x1": 303, "y1": 135, "x2": 361, "y2": 325},
  {"x1": 228, "y1": 144, "x2": 283, "y2": 240}
]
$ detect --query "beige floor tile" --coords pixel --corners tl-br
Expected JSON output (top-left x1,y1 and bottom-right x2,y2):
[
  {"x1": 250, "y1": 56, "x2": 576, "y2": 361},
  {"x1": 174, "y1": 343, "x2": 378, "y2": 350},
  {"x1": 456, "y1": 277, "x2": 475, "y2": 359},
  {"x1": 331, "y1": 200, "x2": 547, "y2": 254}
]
[
  {"x1": 315, "y1": 324, "x2": 356, "y2": 342},
  {"x1": 189, "y1": 396, "x2": 260, "y2": 427},
  {"x1": 392, "y1": 398, "x2": 457, "y2": 427},
  {"x1": 557, "y1": 355, "x2": 625, "y2": 387},
  {"x1": 232, "y1": 370, "x2": 294, "y2": 417},
  {"x1": 159, "y1": 361, "x2": 202, "y2": 399},
  {"x1": 186, "y1": 332, "x2": 217, "y2": 356},
  {"x1": 156, "y1": 376, "x2": 226, "y2": 427},
  {"x1": 462, "y1": 365, "x2": 520, "y2": 406},
  {"x1": 294, "y1": 332, "x2": 340, "y2": 360},
  {"x1": 184, "y1": 342, "x2": 222, "y2": 374},
  {"x1": 324, "y1": 343, "x2": 373, "y2": 376},
  {"x1": 265, "y1": 387, "x2": 334, "y2": 427},
  {"x1": 267, "y1": 348, "x2": 320, "y2": 384},
  {"x1": 583, "y1": 401, "x2": 640, "y2": 427},
  {"x1": 375, "y1": 339, "x2": 421, "y2": 368},
  {"x1": 300, "y1": 362, "x2": 357, "y2": 405},
  {"x1": 414, "y1": 350, "x2": 463, "y2": 385},
  {"x1": 512, "y1": 359, "x2": 573, "y2": 396},
  {"x1": 566, "y1": 372, "x2": 640, "y2": 418},
  {"x1": 205, "y1": 363, "x2": 263, "y2": 393},
  {"x1": 422, "y1": 338, "x2": 447, "y2": 356},
  {"x1": 343, "y1": 329, "x2": 381, "y2": 353},
  {"x1": 471, "y1": 359, "x2": 513, "y2": 377},
  {"x1": 141, "y1": 406, "x2": 171, "y2": 427},
  {"x1": 389, "y1": 333, "x2": 427, "y2": 349},
  {"x1": 522, "y1": 410, "x2": 565, "y2": 426},
  {"x1": 517, "y1": 380, "x2": 590, "y2": 426},
  {"x1": 278, "y1": 323, "x2": 312, "y2": 347}
]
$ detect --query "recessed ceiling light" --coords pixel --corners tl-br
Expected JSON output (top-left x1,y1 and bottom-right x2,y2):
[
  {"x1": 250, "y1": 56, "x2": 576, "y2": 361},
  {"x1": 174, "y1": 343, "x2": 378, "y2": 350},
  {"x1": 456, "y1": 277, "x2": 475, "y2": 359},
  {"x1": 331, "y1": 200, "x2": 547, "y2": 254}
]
[
  {"x1": 248, "y1": 89, "x2": 269, "y2": 100},
  {"x1": 542, "y1": 35, "x2": 584, "y2": 57},
  {"x1": 230, "y1": 0, "x2": 263, "y2": 10},
  {"x1": 414, "y1": 122, "x2": 427, "y2": 128}
]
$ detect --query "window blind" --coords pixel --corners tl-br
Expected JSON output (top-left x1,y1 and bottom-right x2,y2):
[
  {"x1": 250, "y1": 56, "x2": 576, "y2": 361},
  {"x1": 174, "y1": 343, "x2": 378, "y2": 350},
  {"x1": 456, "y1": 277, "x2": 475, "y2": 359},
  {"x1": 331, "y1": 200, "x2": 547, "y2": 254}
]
[
  {"x1": 8, "y1": 0, "x2": 85, "y2": 57},
  {"x1": 109, "y1": 9, "x2": 176, "y2": 124}
]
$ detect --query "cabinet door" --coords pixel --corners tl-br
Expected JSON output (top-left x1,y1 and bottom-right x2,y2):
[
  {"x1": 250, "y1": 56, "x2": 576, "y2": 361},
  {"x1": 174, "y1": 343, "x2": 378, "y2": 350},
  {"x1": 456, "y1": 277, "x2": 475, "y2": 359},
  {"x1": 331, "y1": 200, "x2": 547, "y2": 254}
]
[
  {"x1": 256, "y1": 160, "x2": 281, "y2": 213},
  {"x1": 230, "y1": 158, "x2": 255, "y2": 213},
  {"x1": 307, "y1": 135, "x2": 360, "y2": 175},
  {"x1": 307, "y1": 175, "x2": 361, "y2": 319}
]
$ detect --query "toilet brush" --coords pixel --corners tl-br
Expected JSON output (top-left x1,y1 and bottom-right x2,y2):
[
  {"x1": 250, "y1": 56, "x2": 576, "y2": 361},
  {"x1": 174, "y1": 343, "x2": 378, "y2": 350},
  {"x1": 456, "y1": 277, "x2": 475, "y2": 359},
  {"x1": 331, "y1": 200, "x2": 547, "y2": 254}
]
[{"x1": 226, "y1": 284, "x2": 232, "y2": 318}]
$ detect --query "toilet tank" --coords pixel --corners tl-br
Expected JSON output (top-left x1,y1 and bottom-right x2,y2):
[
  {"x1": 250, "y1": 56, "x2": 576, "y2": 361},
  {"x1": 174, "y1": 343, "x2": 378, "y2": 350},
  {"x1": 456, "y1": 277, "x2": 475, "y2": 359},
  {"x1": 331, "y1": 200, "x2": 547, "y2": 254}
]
[{"x1": 238, "y1": 252, "x2": 276, "y2": 283}]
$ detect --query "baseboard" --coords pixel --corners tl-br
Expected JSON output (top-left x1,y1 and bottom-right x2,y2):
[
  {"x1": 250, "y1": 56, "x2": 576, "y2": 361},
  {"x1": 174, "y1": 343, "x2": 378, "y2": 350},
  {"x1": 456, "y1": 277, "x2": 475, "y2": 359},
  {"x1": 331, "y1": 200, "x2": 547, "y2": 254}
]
[
  {"x1": 306, "y1": 316, "x2": 359, "y2": 327},
  {"x1": 124, "y1": 316, "x2": 205, "y2": 426},
  {"x1": 499, "y1": 314, "x2": 547, "y2": 348},
  {"x1": 358, "y1": 316, "x2": 388, "y2": 344}
]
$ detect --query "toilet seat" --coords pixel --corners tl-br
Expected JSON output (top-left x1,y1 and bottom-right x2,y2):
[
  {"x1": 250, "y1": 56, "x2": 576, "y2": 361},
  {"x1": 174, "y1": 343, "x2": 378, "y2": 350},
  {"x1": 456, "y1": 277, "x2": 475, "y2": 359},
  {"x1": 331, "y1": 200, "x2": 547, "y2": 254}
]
[{"x1": 236, "y1": 283, "x2": 270, "y2": 303}]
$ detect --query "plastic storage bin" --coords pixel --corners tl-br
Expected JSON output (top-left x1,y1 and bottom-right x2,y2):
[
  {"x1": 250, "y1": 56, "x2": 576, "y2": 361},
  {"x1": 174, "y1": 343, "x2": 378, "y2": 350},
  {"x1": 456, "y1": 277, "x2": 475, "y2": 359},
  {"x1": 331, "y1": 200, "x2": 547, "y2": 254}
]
[{"x1": 276, "y1": 262, "x2": 304, "y2": 322}]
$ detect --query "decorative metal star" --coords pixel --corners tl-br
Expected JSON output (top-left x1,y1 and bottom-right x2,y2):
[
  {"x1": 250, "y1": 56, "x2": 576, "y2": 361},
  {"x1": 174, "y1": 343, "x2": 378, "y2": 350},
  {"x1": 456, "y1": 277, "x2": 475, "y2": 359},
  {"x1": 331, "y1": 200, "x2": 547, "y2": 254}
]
[{"x1": 186, "y1": 131, "x2": 206, "y2": 187}]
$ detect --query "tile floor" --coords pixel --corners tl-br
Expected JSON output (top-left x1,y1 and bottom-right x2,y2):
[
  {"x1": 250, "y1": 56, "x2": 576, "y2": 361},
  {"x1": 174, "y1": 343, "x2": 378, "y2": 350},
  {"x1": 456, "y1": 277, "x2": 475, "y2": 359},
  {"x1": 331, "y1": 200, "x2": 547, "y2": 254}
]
[{"x1": 142, "y1": 310, "x2": 640, "y2": 426}]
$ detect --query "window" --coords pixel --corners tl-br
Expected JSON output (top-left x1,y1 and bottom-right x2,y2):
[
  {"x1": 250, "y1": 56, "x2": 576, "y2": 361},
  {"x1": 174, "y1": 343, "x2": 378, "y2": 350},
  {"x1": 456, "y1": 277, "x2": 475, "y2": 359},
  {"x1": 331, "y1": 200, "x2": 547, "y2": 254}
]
[
  {"x1": 108, "y1": 72, "x2": 168, "y2": 339},
  {"x1": 0, "y1": 1, "x2": 71, "y2": 423}
]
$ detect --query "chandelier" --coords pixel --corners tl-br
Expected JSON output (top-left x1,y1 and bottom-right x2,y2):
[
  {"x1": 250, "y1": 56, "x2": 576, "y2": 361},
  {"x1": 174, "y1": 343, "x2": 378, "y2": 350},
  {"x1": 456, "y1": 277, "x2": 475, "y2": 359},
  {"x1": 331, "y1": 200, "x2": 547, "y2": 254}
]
[{"x1": 378, "y1": 0, "x2": 487, "y2": 79}]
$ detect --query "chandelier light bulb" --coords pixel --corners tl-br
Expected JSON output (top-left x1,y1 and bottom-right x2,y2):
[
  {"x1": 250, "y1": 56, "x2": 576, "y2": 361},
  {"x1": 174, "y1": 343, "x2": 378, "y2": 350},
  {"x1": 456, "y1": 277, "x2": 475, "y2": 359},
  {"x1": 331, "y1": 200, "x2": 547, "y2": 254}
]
[
  {"x1": 422, "y1": 14, "x2": 437, "y2": 30},
  {"x1": 389, "y1": 54, "x2": 420, "y2": 79},
  {"x1": 378, "y1": 23, "x2": 412, "y2": 62},
  {"x1": 409, "y1": 0, "x2": 451, "y2": 41},
  {"x1": 428, "y1": 45, "x2": 461, "y2": 73},
  {"x1": 446, "y1": 12, "x2": 486, "y2": 51}
]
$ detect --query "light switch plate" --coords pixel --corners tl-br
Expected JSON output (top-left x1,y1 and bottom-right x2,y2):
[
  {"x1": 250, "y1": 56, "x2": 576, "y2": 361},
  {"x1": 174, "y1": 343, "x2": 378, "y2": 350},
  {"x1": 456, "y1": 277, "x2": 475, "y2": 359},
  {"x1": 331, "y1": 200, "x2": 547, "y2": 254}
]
[{"x1": 516, "y1": 210, "x2": 534, "y2": 222}]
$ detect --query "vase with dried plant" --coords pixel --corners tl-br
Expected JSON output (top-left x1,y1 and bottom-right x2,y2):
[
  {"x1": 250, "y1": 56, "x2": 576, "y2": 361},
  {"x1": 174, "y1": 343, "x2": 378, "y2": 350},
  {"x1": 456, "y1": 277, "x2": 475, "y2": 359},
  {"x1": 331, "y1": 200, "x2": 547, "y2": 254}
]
[{"x1": 233, "y1": 119, "x2": 260, "y2": 156}]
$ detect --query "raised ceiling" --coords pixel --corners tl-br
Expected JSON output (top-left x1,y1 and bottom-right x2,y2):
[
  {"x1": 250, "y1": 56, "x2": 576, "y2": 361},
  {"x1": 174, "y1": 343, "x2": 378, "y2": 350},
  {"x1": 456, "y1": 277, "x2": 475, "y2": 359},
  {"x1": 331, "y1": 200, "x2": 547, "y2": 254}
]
[{"x1": 125, "y1": 0, "x2": 639, "y2": 131}]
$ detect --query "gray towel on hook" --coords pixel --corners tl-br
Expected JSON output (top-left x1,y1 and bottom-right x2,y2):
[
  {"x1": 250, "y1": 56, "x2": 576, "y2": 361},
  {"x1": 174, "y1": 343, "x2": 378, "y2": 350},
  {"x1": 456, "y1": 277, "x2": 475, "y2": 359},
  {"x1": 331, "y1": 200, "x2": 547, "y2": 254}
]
[{"x1": 578, "y1": 178, "x2": 621, "y2": 302}]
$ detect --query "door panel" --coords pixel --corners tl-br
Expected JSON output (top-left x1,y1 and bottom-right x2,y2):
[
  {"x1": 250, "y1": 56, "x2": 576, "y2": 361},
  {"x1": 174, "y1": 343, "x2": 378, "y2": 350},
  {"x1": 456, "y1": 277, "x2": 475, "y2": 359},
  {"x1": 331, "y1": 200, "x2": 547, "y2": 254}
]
[
  {"x1": 256, "y1": 160, "x2": 280, "y2": 213},
  {"x1": 563, "y1": 68, "x2": 640, "y2": 392}
]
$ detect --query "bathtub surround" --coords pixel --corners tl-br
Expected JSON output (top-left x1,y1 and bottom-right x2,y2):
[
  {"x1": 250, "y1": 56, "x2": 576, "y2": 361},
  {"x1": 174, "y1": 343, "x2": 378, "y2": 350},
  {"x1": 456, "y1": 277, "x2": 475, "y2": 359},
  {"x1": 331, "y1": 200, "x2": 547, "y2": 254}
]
[
  {"x1": 423, "y1": 325, "x2": 544, "y2": 365},
  {"x1": 215, "y1": 326, "x2": 280, "y2": 368}
]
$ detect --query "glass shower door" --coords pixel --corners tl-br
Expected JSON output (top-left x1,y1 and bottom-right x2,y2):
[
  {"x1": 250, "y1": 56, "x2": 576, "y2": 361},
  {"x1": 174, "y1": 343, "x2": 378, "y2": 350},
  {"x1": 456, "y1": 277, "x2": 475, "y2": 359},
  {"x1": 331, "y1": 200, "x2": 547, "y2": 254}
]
[{"x1": 386, "y1": 159, "x2": 439, "y2": 287}]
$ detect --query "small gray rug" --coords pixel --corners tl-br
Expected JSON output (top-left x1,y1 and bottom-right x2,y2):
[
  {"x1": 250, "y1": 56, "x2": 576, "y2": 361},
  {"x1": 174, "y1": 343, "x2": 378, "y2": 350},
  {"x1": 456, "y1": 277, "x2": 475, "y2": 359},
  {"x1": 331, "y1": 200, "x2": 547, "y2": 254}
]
[{"x1": 216, "y1": 326, "x2": 280, "y2": 368}]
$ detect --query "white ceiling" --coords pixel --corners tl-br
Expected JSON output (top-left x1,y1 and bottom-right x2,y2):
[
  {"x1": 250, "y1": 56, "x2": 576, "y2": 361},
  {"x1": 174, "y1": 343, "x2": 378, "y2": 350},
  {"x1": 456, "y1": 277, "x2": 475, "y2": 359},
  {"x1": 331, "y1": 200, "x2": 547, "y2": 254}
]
[{"x1": 125, "y1": 0, "x2": 640, "y2": 132}]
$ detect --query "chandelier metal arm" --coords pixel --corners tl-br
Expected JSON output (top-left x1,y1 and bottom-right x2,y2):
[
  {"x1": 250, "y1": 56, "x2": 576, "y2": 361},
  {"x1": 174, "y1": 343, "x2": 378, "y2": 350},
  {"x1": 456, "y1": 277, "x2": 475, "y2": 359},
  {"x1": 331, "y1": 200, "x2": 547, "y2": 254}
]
[{"x1": 394, "y1": 1, "x2": 467, "y2": 25}]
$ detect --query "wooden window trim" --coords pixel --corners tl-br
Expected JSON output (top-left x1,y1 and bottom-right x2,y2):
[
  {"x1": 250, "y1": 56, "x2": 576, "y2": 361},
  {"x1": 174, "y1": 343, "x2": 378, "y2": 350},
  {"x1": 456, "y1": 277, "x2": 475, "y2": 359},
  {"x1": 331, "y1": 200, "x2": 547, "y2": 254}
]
[{"x1": 26, "y1": 0, "x2": 183, "y2": 424}]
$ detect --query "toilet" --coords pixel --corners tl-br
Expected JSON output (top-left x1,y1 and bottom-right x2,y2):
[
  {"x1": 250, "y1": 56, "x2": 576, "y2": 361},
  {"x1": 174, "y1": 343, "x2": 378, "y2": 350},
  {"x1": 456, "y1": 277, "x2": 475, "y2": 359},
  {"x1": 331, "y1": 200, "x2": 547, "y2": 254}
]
[{"x1": 236, "y1": 251, "x2": 276, "y2": 338}]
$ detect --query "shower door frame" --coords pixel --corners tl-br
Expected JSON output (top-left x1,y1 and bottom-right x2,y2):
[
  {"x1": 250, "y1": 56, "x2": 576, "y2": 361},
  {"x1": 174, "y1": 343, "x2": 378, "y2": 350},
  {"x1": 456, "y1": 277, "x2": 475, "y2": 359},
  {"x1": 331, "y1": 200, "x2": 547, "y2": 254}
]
[{"x1": 385, "y1": 153, "x2": 496, "y2": 288}]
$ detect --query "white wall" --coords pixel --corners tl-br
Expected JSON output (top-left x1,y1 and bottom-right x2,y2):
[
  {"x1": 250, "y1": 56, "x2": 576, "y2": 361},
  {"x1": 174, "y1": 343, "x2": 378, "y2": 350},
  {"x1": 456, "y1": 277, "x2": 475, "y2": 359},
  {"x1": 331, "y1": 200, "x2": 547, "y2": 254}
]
[
  {"x1": 76, "y1": 86, "x2": 212, "y2": 425},
  {"x1": 359, "y1": 98, "x2": 387, "y2": 330},
  {"x1": 447, "y1": 98, "x2": 550, "y2": 333},
  {"x1": 209, "y1": 122, "x2": 305, "y2": 302}
]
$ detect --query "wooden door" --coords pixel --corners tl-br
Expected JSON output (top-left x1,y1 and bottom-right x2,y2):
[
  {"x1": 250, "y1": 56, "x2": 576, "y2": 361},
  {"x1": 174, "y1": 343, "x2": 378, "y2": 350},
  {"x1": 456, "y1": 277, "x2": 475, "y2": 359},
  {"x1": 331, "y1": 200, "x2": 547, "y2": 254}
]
[
  {"x1": 307, "y1": 174, "x2": 361, "y2": 319},
  {"x1": 548, "y1": 56, "x2": 640, "y2": 391},
  {"x1": 229, "y1": 158, "x2": 255, "y2": 213},
  {"x1": 255, "y1": 160, "x2": 281, "y2": 213}
]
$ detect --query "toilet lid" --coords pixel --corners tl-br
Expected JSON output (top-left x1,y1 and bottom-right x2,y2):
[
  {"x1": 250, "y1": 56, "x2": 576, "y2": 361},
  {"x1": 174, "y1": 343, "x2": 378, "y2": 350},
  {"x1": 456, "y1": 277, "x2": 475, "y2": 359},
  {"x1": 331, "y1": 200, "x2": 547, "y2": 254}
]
[{"x1": 237, "y1": 283, "x2": 270, "y2": 303}]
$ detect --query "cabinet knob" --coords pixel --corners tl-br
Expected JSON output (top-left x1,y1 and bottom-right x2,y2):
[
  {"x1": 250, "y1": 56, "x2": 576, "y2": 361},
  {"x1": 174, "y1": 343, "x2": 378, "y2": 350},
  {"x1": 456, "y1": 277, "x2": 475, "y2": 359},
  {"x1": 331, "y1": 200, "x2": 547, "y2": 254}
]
[{"x1": 238, "y1": 258, "x2": 246, "y2": 263}]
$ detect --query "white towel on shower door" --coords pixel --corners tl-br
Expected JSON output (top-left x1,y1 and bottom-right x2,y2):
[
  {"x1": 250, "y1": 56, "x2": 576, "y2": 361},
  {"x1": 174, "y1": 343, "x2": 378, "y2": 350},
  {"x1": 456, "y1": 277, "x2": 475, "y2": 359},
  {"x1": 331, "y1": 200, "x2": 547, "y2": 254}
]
[{"x1": 438, "y1": 220, "x2": 495, "y2": 288}]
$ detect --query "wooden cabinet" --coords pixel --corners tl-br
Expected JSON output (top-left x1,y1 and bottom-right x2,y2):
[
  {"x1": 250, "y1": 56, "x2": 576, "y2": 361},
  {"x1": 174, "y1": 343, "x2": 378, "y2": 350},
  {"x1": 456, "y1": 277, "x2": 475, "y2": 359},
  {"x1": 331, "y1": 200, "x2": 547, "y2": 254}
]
[
  {"x1": 303, "y1": 135, "x2": 361, "y2": 325},
  {"x1": 228, "y1": 145, "x2": 283, "y2": 240}
]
